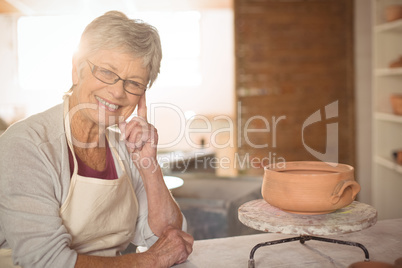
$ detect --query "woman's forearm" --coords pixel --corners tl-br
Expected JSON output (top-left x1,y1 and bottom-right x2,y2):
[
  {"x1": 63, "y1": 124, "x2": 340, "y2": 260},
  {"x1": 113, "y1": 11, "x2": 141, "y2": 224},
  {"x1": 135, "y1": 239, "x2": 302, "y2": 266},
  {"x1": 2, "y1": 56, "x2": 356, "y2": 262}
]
[
  {"x1": 75, "y1": 226, "x2": 193, "y2": 268},
  {"x1": 75, "y1": 252, "x2": 156, "y2": 268},
  {"x1": 139, "y1": 164, "x2": 183, "y2": 235}
]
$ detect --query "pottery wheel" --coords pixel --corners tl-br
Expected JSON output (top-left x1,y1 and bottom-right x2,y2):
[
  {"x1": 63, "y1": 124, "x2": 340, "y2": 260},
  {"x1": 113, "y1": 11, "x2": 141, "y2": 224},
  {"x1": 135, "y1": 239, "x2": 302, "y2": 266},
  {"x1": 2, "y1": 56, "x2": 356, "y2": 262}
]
[{"x1": 238, "y1": 199, "x2": 377, "y2": 236}]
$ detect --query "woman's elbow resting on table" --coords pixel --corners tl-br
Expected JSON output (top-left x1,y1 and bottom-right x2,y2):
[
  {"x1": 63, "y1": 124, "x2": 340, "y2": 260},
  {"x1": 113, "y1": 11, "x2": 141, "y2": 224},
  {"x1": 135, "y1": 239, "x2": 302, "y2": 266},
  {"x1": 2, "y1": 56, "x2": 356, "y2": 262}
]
[{"x1": 75, "y1": 226, "x2": 194, "y2": 268}]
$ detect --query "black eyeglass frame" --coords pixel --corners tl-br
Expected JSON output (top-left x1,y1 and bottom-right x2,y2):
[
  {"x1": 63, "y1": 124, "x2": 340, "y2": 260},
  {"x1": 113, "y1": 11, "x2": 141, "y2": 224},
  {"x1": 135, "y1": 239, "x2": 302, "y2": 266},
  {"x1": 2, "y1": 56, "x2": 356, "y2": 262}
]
[{"x1": 86, "y1": 60, "x2": 147, "y2": 96}]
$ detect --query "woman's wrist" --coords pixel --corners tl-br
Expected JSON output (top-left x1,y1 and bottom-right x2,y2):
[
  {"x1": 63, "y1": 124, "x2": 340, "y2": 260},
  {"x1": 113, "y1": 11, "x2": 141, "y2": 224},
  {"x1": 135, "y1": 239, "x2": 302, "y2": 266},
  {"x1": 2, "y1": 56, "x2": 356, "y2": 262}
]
[{"x1": 130, "y1": 153, "x2": 160, "y2": 174}]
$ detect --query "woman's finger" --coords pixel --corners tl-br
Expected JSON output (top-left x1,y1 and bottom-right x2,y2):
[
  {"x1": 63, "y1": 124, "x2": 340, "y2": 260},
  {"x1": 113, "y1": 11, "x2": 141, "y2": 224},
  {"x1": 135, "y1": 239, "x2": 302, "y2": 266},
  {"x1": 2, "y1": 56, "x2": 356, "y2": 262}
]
[
  {"x1": 137, "y1": 93, "x2": 147, "y2": 121},
  {"x1": 120, "y1": 117, "x2": 147, "y2": 140},
  {"x1": 126, "y1": 130, "x2": 148, "y2": 149}
]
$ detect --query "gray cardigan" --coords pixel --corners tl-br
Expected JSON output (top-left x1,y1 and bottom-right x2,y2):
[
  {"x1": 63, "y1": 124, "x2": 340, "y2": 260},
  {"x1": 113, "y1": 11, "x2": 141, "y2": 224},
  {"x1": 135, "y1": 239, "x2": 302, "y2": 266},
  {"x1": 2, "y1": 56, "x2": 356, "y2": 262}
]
[{"x1": 0, "y1": 103, "x2": 158, "y2": 267}]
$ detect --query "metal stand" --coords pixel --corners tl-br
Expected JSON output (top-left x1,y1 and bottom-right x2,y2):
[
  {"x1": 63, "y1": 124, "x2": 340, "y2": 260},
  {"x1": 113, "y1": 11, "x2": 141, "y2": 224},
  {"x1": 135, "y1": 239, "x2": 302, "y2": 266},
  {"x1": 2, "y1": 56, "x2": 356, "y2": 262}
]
[{"x1": 248, "y1": 235, "x2": 370, "y2": 268}]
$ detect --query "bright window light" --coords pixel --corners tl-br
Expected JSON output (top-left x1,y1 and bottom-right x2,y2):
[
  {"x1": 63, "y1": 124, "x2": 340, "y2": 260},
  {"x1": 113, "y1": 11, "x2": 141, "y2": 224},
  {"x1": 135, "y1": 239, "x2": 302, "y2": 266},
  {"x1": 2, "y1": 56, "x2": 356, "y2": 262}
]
[
  {"x1": 138, "y1": 11, "x2": 202, "y2": 87},
  {"x1": 17, "y1": 11, "x2": 202, "y2": 92},
  {"x1": 17, "y1": 15, "x2": 90, "y2": 92}
]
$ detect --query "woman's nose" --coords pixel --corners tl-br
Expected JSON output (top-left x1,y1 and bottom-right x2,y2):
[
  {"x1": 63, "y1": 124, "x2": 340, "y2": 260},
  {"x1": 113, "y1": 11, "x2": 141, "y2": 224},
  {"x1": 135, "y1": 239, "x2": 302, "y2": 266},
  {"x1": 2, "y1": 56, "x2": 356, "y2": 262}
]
[{"x1": 107, "y1": 80, "x2": 126, "y2": 99}]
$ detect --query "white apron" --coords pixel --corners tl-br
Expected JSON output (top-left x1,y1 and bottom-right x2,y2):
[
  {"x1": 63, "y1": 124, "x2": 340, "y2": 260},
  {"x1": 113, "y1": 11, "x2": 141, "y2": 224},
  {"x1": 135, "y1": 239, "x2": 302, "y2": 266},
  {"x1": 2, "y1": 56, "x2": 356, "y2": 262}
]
[
  {"x1": 61, "y1": 96, "x2": 139, "y2": 256},
  {"x1": 0, "y1": 97, "x2": 139, "y2": 267},
  {"x1": 0, "y1": 249, "x2": 17, "y2": 268}
]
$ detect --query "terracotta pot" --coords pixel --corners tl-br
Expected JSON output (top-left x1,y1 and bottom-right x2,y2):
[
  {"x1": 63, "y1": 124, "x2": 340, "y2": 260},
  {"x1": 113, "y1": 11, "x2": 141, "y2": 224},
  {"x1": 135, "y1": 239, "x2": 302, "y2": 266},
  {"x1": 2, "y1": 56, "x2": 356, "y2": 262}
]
[
  {"x1": 389, "y1": 56, "x2": 402, "y2": 68},
  {"x1": 392, "y1": 150, "x2": 402, "y2": 165},
  {"x1": 390, "y1": 94, "x2": 402, "y2": 116},
  {"x1": 348, "y1": 261, "x2": 394, "y2": 268},
  {"x1": 385, "y1": 5, "x2": 402, "y2": 22},
  {"x1": 262, "y1": 161, "x2": 360, "y2": 215},
  {"x1": 395, "y1": 257, "x2": 402, "y2": 267}
]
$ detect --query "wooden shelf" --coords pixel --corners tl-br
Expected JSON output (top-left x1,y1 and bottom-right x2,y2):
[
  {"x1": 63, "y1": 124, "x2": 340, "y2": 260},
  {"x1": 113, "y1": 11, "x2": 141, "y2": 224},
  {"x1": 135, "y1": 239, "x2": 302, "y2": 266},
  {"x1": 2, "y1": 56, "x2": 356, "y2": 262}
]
[
  {"x1": 372, "y1": 0, "x2": 402, "y2": 220},
  {"x1": 375, "y1": 67, "x2": 402, "y2": 76},
  {"x1": 375, "y1": 19, "x2": 402, "y2": 33},
  {"x1": 375, "y1": 156, "x2": 402, "y2": 175},
  {"x1": 375, "y1": 112, "x2": 402, "y2": 123}
]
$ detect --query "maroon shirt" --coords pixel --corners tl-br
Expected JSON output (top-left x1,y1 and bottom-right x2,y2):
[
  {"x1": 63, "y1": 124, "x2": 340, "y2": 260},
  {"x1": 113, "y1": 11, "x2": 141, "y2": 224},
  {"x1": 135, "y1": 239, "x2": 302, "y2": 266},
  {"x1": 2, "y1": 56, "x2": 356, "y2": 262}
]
[{"x1": 68, "y1": 142, "x2": 118, "y2": 180}]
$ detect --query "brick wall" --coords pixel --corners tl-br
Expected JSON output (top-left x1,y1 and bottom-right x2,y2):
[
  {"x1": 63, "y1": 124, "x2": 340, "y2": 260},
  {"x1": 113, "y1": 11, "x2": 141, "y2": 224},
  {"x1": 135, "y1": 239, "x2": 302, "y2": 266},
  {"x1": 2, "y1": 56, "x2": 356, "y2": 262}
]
[{"x1": 234, "y1": 0, "x2": 355, "y2": 175}]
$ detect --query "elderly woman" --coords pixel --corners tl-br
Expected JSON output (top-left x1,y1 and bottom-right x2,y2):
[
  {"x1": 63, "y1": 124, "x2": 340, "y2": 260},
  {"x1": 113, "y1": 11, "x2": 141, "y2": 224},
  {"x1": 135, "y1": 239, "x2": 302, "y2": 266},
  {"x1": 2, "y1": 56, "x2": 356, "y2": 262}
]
[{"x1": 0, "y1": 11, "x2": 193, "y2": 268}]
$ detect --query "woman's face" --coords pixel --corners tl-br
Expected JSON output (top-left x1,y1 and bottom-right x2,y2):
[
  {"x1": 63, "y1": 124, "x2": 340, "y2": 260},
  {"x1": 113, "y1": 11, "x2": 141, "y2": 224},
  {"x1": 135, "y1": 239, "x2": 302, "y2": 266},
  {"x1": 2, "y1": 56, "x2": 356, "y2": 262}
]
[{"x1": 70, "y1": 49, "x2": 149, "y2": 127}]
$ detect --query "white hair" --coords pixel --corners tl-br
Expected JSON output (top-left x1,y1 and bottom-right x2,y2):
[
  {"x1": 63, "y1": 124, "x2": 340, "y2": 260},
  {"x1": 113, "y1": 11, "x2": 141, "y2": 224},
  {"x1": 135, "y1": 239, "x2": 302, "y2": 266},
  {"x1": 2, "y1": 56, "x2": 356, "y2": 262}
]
[{"x1": 74, "y1": 11, "x2": 162, "y2": 88}]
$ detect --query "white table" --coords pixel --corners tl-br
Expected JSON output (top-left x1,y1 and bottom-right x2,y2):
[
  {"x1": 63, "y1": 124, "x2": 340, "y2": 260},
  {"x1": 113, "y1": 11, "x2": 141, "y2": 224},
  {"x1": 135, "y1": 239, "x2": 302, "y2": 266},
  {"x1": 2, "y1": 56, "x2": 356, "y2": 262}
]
[
  {"x1": 164, "y1": 176, "x2": 184, "y2": 190},
  {"x1": 176, "y1": 218, "x2": 402, "y2": 268}
]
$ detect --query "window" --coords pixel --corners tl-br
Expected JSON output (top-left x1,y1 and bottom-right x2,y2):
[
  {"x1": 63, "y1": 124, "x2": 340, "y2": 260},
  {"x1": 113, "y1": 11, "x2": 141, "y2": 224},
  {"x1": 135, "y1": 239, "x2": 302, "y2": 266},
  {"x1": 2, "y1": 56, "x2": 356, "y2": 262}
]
[
  {"x1": 17, "y1": 11, "x2": 202, "y2": 92},
  {"x1": 17, "y1": 15, "x2": 89, "y2": 91},
  {"x1": 140, "y1": 11, "x2": 202, "y2": 87}
]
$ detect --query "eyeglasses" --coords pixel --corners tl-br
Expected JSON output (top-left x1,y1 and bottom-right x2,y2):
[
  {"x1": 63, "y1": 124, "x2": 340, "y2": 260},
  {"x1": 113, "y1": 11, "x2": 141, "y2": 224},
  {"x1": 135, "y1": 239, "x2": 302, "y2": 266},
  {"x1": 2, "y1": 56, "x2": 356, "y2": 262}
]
[{"x1": 86, "y1": 60, "x2": 147, "y2": 96}]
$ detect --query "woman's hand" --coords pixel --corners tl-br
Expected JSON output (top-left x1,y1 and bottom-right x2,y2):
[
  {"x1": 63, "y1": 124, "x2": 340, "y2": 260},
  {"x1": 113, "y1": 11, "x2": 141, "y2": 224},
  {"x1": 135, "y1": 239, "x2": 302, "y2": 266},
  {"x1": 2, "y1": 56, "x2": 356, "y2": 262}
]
[
  {"x1": 119, "y1": 94, "x2": 158, "y2": 171},
  {"x1": 75, "y1": 226, "x2": 194, "y2": 268},
  {"x1": 144, "y1": 226, "x2": 194, "y2": 267},
  {"x1": 119, "y1": 94, "x2": 185, "y2": 239}
]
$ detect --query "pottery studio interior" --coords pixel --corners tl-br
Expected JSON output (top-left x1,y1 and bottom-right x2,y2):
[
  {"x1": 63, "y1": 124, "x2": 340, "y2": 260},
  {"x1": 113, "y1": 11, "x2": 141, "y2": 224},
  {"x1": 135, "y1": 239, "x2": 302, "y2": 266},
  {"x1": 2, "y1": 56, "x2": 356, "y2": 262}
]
[{"x1": 0, "y1": 0, "x2": 402, "y2": 267}]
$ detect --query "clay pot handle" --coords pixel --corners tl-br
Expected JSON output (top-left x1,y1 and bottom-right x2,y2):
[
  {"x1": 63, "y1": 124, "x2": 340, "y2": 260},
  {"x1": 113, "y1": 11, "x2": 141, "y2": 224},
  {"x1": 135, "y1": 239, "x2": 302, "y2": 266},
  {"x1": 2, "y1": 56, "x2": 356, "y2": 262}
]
[{"x1": 331, "y1": 180, "x2": 361, "y2": 205}]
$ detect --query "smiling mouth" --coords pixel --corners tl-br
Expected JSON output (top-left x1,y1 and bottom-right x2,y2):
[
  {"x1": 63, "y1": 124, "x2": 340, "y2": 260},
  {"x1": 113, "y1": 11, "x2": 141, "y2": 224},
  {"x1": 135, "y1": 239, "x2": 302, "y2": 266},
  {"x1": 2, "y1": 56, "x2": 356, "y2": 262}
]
[{"x1": 95, "y1": 96, "x2": 120, "y2": 111}]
